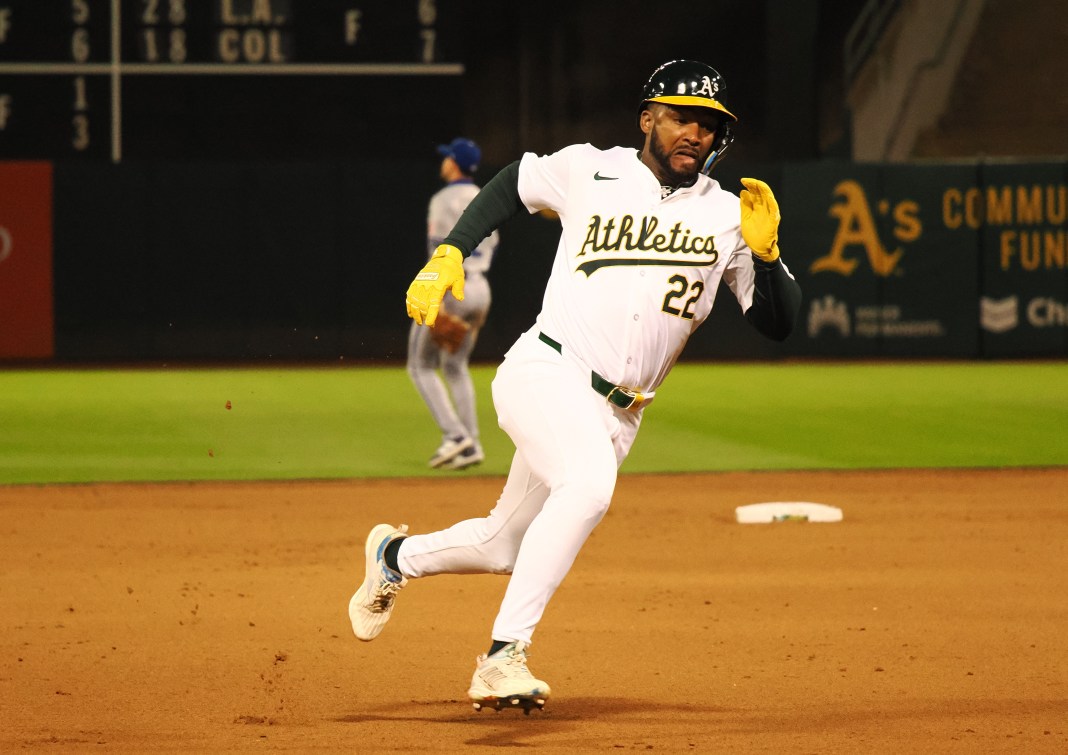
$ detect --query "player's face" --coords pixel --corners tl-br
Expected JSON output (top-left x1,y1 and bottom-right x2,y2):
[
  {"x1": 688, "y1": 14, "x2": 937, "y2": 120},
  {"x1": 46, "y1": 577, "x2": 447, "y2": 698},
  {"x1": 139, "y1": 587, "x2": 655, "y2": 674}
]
[{"x1": 641, "y1": 104, "x2": 720, "y2": 184}]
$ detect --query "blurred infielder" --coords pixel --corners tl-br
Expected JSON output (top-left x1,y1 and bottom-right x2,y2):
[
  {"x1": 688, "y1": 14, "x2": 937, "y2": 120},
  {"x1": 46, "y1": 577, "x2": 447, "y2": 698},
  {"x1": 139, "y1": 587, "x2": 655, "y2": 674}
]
[
  {"x1": 350, "y1": 60, "x2": 802, "y2": 712},
  {"x1": 407, "y1": 138, "x2": 499, "y2": 470}
]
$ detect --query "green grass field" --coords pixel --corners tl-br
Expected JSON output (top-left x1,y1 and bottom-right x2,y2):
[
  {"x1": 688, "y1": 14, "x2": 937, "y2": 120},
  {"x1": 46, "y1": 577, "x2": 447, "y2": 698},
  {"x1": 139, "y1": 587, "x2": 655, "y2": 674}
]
[{"x1": 0, "y1": 361, "x2": 1065, "y2": 485}]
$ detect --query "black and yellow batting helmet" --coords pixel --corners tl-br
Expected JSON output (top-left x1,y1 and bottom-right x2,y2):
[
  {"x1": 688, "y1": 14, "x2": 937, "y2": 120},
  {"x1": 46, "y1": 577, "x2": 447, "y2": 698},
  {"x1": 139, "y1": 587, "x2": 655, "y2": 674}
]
[{"x1": 639, "y1": 59, "x2": 737, "y2": 173}]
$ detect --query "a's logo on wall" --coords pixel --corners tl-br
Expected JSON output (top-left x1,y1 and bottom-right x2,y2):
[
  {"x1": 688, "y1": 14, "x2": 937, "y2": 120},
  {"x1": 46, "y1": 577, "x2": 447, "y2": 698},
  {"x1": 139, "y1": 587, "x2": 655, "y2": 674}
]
[
  {"x1": 808, "y1": 295, "x2": 851, "y2": 337},
  {"x1": 810, "y1": 180, "x2": 920, "y2": 277},
  {"x1": 980, "y1": 296, "x2": 1019, "y2": 333}
]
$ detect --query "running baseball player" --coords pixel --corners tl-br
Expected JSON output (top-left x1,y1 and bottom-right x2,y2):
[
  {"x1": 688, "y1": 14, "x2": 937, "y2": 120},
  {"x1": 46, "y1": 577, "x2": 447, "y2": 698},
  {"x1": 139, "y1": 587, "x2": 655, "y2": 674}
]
[
  {"x1": 407, "y1": 137, "x2": 499, "y2": 470},
  {"x1": 350, "y1": 60, "x2": 802, "y2": 713}
]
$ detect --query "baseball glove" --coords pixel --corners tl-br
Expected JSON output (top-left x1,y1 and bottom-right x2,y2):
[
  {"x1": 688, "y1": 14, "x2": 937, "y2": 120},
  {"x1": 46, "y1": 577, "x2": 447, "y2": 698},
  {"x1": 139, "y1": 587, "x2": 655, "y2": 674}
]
[{"x1": 429, "y1": 311, "x2": 471, "y2": 353}]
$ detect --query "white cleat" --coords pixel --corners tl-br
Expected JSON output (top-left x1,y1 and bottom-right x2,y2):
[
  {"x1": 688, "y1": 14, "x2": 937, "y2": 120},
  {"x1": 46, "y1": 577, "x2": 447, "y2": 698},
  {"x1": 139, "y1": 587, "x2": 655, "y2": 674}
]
[
  {"x1": 348, "y1": 523, "x2": 409, "y2": 641},
  {"x1": 467, "y1": 641, "x2": 551, "y2": 715},
  {"x1": 429, "y1": 435, "x2": 475, "y2": 469},
  {"x1": 444, "y1": 445, "x2": 484, "y2": 471}
]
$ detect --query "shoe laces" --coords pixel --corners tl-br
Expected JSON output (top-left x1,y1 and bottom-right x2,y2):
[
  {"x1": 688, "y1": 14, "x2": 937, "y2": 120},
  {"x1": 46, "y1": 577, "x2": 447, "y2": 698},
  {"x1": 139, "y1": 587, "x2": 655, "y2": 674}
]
[
  {"x1": 370, "y1": 568, "x2": 403, "y2": 612},
  {"x1": 497, "y1": 643, "x2": 534, "y2": 677}
]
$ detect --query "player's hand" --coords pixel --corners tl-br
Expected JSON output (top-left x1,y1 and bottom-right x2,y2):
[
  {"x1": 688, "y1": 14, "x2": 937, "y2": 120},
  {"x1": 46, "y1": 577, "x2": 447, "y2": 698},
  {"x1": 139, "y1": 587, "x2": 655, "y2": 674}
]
[
  {"x1": 739, "y1": 177, "x2": 780, "y2": 263},
  {"x1": 405, "y1": 244, "x2": 466, "y2": 326}
]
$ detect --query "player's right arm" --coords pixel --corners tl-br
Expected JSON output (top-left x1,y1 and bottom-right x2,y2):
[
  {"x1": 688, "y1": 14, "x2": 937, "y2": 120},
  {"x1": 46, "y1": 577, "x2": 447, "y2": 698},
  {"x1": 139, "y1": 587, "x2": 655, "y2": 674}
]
[
  {"x1": 441, "y1": 161, "x2": 524, "y2": 255},
  {"x1": 406, "y1": 162, "x2": 524, "y2": 325},
  {"x1": 440, "y1": 143, "x2": 579, "y2": 256},
  {"x1": 405, "y1": 149, "x2": 580, "y2": 324}
]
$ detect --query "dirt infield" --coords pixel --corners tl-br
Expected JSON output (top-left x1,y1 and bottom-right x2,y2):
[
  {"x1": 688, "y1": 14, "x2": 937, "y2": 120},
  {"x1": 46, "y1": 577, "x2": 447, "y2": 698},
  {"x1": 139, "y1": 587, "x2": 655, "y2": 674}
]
[{"x1": 1, "y1": 468, "x2": 1065, "y2": 752}]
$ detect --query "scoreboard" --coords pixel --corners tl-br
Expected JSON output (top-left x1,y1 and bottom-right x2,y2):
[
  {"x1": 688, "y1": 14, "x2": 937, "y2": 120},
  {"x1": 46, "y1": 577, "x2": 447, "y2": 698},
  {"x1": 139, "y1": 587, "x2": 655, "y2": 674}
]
[{"x1": 0, "y1": 0, "x2": 464, "y2": 161}]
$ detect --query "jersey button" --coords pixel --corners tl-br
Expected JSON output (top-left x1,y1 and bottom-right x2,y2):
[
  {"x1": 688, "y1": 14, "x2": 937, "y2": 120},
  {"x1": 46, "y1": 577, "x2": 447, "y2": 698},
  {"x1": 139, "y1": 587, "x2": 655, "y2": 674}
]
[{"x1": 633, "y1": 314, "x2": 639, "y2": 321}]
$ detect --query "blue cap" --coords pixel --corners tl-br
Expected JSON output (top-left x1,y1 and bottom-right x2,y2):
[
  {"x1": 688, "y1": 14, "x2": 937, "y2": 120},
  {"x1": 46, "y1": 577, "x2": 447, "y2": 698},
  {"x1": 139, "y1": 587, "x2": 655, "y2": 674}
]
[{"x1": 437, "y1": 137, "x2": 481, "y2": 174}]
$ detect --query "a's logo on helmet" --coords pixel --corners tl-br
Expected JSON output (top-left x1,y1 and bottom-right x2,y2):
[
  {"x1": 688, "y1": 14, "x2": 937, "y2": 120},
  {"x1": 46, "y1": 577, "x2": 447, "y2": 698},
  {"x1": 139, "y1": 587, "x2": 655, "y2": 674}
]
[{"x1": 694, "y1": 75, "x2": 719, "y2": 98}]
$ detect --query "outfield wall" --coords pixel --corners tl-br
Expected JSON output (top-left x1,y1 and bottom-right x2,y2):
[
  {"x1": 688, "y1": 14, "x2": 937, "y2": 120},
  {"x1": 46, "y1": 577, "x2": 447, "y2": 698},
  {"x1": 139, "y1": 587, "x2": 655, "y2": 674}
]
[{"x1": 0, "y1": 158, "x2": 1064, "y2": 362}]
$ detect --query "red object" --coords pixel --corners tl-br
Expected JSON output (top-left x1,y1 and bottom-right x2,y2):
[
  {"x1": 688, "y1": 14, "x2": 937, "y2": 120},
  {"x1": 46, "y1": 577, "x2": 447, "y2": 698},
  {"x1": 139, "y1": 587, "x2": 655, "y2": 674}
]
[{"x1": 0, "y1": 161, "x2": 54, "y2": 359}]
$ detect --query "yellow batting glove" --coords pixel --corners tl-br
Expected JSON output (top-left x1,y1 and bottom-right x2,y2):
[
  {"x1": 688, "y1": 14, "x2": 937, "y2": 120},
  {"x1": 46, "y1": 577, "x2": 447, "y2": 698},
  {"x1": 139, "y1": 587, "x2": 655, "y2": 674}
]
[
  {"x1": 405, "y1": 244, "x2": 466, "y2": 326},
  {"x1": 739, "y1": 177, "x2": 781, "y2": 263}
]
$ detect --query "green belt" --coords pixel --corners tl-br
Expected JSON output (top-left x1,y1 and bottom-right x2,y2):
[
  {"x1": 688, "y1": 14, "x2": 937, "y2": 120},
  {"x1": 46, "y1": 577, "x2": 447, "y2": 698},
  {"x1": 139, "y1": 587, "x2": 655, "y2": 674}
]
[{"x1": 538, "y1": 332, "x2": 648, "y2": 411}]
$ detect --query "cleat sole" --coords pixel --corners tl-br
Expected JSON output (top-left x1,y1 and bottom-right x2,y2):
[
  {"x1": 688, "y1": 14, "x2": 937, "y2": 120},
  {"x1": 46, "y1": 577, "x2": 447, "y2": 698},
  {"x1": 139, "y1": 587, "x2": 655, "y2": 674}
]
[{"x1": 468, "y1": 695, "x2": 547, "y2": 715}]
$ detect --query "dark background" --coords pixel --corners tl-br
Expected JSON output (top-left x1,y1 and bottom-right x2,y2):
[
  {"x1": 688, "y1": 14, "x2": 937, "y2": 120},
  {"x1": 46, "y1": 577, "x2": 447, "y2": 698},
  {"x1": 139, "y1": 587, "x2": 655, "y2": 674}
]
[
  {"x1": 443, "y1": 0, "x2": 866, "y2": 165},
  {"x1": 2, "y1": 1, "x2": 1064, "y2": 363},
  {"x1": 0, "y1": 0, "x2": 865, "y2": 163}
]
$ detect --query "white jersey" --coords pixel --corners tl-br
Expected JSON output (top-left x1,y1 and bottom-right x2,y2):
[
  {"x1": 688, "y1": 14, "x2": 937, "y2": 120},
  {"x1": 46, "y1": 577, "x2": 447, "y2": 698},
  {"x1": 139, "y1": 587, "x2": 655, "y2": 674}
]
[
  {"x1": 517, "y1": 143, "x2": 779, "y2": 393},
  {"x1": 428, "y1": 179, "x2": 499, "y2": 276}
]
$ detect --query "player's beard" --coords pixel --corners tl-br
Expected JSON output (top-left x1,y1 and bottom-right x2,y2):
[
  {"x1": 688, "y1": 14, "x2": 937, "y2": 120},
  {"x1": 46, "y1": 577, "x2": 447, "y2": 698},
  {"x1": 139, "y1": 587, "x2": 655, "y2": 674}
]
[{"x1": 648, "y1": 124, "x2": 701, "y2": 187}]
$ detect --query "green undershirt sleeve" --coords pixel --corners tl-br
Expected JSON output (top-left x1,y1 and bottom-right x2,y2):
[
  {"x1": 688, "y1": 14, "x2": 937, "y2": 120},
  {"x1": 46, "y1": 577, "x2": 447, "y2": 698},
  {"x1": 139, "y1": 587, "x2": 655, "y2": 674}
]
[
  {"x1": 744, "y1": 256, "x2": 803, "y2": 342},
  {"x1": 443, "y1": 160, "x2": 524, "y2": 257}
]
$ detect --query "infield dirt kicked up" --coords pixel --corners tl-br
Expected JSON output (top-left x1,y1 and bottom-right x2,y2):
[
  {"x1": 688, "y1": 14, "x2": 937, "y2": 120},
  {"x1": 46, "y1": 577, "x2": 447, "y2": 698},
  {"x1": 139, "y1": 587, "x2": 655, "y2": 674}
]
[{"x1": 2, "y1": 468, "x2": 1065, "y2": 753}]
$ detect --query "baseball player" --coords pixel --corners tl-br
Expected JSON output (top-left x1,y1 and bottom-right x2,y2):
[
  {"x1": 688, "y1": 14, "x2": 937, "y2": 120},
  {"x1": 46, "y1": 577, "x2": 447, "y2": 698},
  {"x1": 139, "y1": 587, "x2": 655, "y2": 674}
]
[
  {"x1": 407, "y1": 138, "x2": 499, "y2": 470},
  {"x1": 350, "y1": 60, "x2": 802, "y2": 713}
]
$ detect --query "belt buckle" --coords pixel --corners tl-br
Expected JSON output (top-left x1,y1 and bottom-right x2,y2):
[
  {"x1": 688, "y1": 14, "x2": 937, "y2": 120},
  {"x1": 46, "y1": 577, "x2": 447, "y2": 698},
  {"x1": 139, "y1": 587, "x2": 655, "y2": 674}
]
[{"x1": 607, "y1": 385, "x2": 644, "y2": 411}]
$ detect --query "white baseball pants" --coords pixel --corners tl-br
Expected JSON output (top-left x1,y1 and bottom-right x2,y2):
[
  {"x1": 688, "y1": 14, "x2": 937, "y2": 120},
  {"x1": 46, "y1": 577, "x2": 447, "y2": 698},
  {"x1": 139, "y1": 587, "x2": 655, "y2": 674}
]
[{"x1": 397, "y1": 327, "x2": 641, "y2": 644}]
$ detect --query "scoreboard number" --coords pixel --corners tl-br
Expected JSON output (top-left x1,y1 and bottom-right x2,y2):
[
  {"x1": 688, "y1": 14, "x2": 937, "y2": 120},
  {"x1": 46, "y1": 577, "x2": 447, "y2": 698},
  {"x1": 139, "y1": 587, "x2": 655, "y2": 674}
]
[{"x1": 0, "y1": 0, "x2": 463, "y2": 161}]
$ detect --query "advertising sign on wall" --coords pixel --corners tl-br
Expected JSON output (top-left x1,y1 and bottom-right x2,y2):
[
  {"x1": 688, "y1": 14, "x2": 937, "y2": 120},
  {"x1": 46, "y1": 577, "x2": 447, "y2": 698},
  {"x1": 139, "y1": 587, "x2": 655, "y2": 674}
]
[
  {"x1": 782, "y1": 162, "x2": 981, "y2": 357},
  {"x1": 975, "y1": 161, "x2": 1067, "y2": 357}
]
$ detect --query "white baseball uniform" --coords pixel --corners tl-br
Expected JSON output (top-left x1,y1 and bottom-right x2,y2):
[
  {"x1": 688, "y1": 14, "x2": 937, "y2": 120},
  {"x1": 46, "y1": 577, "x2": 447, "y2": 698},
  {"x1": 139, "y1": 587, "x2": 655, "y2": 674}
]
[
  {"x1": 407, "y1": 179, "x2": 499, "y2": 450},
  {"x1": 398, "y1": 144, "x2": 794, "y2": 645}
]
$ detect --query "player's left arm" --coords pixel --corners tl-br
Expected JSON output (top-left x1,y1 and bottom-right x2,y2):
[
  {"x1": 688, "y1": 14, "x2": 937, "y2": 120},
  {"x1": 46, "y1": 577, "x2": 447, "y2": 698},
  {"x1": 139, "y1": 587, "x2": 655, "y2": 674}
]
[{"x1": 738, "y1": 178, "x2": 802, "y2": 341}]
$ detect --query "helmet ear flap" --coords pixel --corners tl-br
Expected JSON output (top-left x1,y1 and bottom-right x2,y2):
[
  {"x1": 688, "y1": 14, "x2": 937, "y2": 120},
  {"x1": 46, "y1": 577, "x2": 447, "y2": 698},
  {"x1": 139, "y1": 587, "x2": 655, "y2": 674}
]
[{"x1": 701, "y1": 121, "x2": 735, "y2": 175}]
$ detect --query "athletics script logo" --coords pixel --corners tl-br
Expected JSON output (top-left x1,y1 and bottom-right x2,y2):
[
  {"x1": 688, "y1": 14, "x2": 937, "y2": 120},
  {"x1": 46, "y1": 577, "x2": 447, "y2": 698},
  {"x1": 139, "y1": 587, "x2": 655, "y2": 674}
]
[{"x1": 575, "y1": 214, "x2": 718, "y2": 275}]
